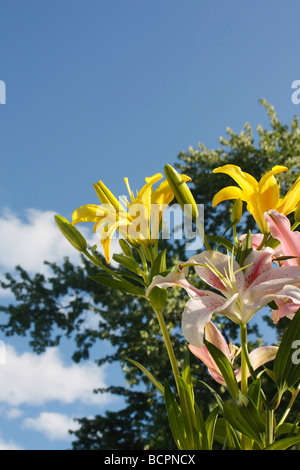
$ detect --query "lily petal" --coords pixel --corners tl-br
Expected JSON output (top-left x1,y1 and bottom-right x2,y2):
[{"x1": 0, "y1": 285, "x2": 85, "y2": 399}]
[
  {"x1": 146, "y1": 269, "x2": 217, "y2": 299},
  {"x1": 243, "y1": 248, "x2": 274, "y2": 289},
  {"x1": 190, "y1": 251, "x2": 245, "y2": 293},
  {"x1": 212, "y1": 186, "x2": 246, "y2": 208},
  {"x1": 213, "y1": 165, "x2": 258, "y2": 199},
  {"x1": 72, "y1": 204, "x2": 102, "y2": 225},
  {"x1": 100, "y1": 219, "x2": 130, "y2": 264},
  {"x1": 235, "y1": 346, "x2": 278, "y2": 382},
  {"x1": 182, "y1": 293, "x2": 239, "y2": 347},
  {"x1": 257, "y1": 166, "x2": 287, "y2": 214},
  {"x1": 276, "y1": 175, "x2": 300, "y2": 215},
  {"x1": 265, "y1": 210, "x2": 300, "y2": 266}
]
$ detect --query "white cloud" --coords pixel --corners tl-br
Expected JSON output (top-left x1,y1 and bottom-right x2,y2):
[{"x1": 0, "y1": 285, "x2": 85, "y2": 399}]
[
  {"x1": 0, "y1": 345, "x2": 113, "y2": 407},
  {"x1": 0, "y1": 207, "x2": 121, "y2": 276},
  {"x1": 0, "y1": 208, "x2": 89, "y2": 274},
  {"x1": 0, "y1": 406, "x2": 23, "y2": 420},
  {"x1": 0, "y1": 207, "x2": 121, "y2": 300},
  {"x1": 23, "y1": 412, "x2": 80, "y2": 441},
  {"x1": 0, "y1": 437, "x2": 23, "y2": 450}
]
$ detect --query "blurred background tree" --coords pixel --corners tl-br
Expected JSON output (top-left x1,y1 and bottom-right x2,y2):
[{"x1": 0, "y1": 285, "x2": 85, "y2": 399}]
[{"x1": 0, "y1": 100, "x2": 299, "y2": 449}]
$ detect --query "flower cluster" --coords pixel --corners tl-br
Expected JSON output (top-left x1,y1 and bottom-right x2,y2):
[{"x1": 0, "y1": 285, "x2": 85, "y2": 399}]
[{"x1": 55, "y1": 163, "x2": 300, "y2": 451}]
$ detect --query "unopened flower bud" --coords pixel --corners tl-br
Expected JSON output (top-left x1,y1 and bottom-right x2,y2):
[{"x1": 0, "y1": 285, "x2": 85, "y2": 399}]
[
  {"x1": 295, "y1": 204, "x2": 300, "y2": 223},
  {"x1": 54, "y1": 215, "x2": 87, "y2": 252},
  {"x1": 164, "y1": 164, "x2": 198, "y2": 220},
  {"x1": 231, "y1": 198, "x2": 243, "y2": 224}
]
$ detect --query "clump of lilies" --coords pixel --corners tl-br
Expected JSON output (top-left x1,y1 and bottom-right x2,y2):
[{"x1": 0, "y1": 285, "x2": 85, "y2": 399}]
[{"x1": 55, "y1": 162, "x2": 300, "y2": 450}]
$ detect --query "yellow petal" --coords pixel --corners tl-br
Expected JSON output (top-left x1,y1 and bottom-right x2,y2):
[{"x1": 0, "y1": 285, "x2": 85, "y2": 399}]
[
  {"x1": 257, "y1": 166, "x2": 287, "y2": 214},
  {"x1": 212, "y1": 186, "x2": 246, "y2": 208},
  {"x1": 152, "y1": 180, "x2": 173, "y2": 207},
  {"x1": 93, "y1": 181, "x2": 124, "y2": 214},
  {"x1": 276, "y1": 175, "x2": 300, "y2": 215},
  {"x1": 100, "y1": 219, "x2": 129, "y2": 264},
  {"x1": 72, "y1": 204, "x2": 100, "y2": 225},
  {"x1": 213, "y1": 165, "x2": 258, "y2": 198},
  {"x1": 133, "y1": 173, "x2": 163, "y2": 216}
]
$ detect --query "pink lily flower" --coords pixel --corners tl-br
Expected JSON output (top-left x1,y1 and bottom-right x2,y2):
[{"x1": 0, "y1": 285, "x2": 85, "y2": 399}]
[
  {"x1": 264, "y1": 210, "x2": 300, "y2": 267},
  {"x1": 188, "y1": 321, "x2": 278, "y2": 386},
  {"x1": 264, "y1": 209, "x2": 300, "y2": 322},
  {"x1": 146, "y1": 248, "x2": 300, "y2": 347}
]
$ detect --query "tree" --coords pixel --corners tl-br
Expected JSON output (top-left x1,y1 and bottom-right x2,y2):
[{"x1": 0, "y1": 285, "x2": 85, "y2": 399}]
[
  {"x1": 0, "y1": 100, "x2": 299, "y2": 449},
  {"x1": 176, "y1": 99, "x2": 300, "y2": 235}
]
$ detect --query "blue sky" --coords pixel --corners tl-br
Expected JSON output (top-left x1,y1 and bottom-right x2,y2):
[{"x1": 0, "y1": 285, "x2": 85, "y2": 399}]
[{"x1": 0, "y1": 0, "x2": 299, "y2": 450}]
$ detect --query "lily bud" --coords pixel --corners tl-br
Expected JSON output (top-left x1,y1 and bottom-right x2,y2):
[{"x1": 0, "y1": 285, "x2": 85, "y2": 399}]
[
  {"x1": 164, "y1": 164, "x2": 198, "y2": 219},
  {"x1": 295, "y1": 204, "x2": 300, "y2": 223},
  {"x1": 231, "y1": 198, "x2": 243, "y2": 225},
  {"x1": 54, "y1": 215, "x2": 87, "y2": 252}
]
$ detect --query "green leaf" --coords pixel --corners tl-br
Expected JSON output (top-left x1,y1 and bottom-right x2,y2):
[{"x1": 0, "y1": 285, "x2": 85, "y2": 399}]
[
  {"x1": 214, "y1": 418, "x2": 241, "y2": 450},
  {"x1": 195, "y1": 403, "x2": 209, "y2": 450},
  {"x1": 206, "y1": 235, "x2": 236, "y2": 253},
  {"x1": 199, "y1": 380, "x2": 224, "y2": 412},
  {"x1": 275, "y1": 423, "x2": 299, "y2": 438},
  {"x1": 123, "y1": 357, "x2": 164, "y2": 395},
  {"x1": 247, "y1": 378, "x2": 261, "y2": 408},
  {"x1": 89, "y1": 273, "x2": 145, "y2": 296},
  {"x1": 223, "y1": 393, "x2": 266, "y2": 448},
  {"x1": 164, "y1": 380, "x2": 189, "y2": 450},
  {"x1": 178, "y1": 376, "x2": 199, "y2": 449},
  {"x1": 204, "y1": 339, "x2": 239, "y2": 400},
  {"x1": 205, "y1": 406, "x2": 219, "y2": 450},
  {"x1": 274, "y1": 308, "x2": 300, "y2": 394},
  {"x1": 150, "y1": 250, "x2": 167, "y2": 280},
  {"x1": 264, "y1": 435, "x2": 300, "y2": 450},
  {"x1": 112, "y1": 254, "x2": 143, "y2": 276}
]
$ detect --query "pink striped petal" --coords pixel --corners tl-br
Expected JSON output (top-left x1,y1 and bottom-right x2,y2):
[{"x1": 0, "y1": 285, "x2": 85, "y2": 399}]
[
  {"x1": 243, "y1": 248, "x2": 273, "y2": 289},
  {"x1": 235, "y1": 346, "x2": 278, "y2": 382},
  {"x1": 182, "y1": 293, "x2": 239, "y2": 347},
  {"x1": 189, "y1": 251, "x2": 244, "y2": 292},
  {"x1": 265, "y1": 210, "x2": 300, "y2": 267}
]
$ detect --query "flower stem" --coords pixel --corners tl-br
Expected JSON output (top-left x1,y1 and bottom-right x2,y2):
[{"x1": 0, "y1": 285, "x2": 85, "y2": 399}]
[
  {"x1": 240, "y1": 323, "x2": 248, "y2": 395},
  {"x1": 153, "y1": 306, "x2": 180, "y2": 393},
  {"x1": 240, "y1": 323, "x2": 252, "y2": 449}
]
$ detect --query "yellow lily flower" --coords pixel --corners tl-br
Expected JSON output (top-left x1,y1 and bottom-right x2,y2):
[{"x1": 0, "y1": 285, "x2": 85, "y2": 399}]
[
  {"x1": 212, "y1": 164, "x2": 300, "y2": 233},
  {"x1": 72, "y1": 172, "x2": 191, "y2": 263}
]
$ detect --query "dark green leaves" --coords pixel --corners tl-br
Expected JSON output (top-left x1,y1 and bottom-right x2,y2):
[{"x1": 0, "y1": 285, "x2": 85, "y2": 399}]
[
  {"x1": 223, "y1": 393, "x2": 266, "y2": 448},
  {"x1": 89, "y1": 273, "x2": 145, "y2": 296},
  {"x1": 273, "y1": 308, "x2": 300, "y2": 396}
]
